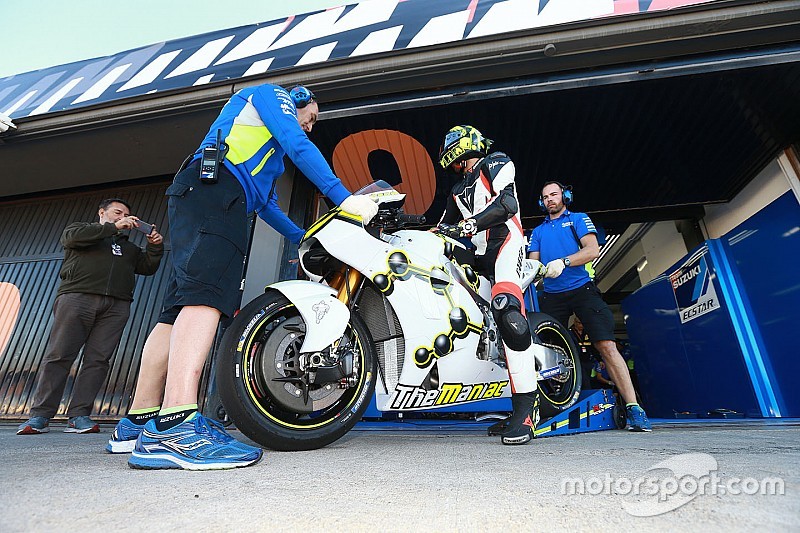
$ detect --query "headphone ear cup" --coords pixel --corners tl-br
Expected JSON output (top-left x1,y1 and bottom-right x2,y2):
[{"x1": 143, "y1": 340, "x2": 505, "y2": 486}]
[
  {"x1": 538, "y1": 197, "x2": 546, "y2": 212},
  {"x1": 563, "y1": 189, "x2": 573, "y2": 205}
]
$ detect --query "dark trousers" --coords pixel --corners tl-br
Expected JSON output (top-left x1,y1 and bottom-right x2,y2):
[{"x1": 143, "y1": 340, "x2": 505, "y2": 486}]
[{"x1": 30, "y1": 293, "x2": 130, "y2": 418}]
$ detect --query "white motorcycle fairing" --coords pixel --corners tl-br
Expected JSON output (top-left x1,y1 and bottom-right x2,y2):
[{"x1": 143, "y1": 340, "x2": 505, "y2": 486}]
[
  {"x1": 307, "y1": 213, "x2": 506, "y2": 411},
  {"x1": 268, "y1": 281, "x2": 350, "y2": 354}
]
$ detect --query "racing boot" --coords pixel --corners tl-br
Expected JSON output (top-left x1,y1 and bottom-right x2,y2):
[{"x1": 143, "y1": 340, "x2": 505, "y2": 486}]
[
  {"x1": 486, "y1": 417, "x2": 510, "y2": 436},
  {"x1": 501, "y1": 390, "x2": 540, "y2": 445},
  {"x1": 501, "y1": 343, "x2": 539, "y2": 445}
]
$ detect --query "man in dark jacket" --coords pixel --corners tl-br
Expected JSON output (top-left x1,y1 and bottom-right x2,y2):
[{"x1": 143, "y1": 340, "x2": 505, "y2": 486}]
[{"x1": 17, "y1": 198, "x2": 163, "y2": 435}]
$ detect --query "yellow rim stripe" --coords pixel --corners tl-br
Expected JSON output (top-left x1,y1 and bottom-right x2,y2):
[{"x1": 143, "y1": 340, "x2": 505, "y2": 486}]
[
  {"x1": 538, "y1": 326, "x2": 578, "y2": 406},
  {"x1": 241, "y1": 307, "x2": 368, "y2": 430}
]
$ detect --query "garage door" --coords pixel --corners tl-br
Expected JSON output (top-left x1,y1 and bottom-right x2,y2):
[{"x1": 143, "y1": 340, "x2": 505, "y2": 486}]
[{"x1": 0, "y1": 181, "x2": 173, "y2": 421}]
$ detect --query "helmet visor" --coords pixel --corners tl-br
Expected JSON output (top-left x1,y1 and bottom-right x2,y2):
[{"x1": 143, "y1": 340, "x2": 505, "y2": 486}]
[{"x1": 439, "y1": 137, "x2": 474, "y2": 168}]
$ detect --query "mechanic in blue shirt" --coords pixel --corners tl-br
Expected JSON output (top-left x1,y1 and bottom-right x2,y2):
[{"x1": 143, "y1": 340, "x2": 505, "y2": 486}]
[
  {"x1": 113, "y1": 84, "x2": 378, "y2": 470},
  {"x1": 528, "y1": 181, "x2": 651, "y2": 432}
]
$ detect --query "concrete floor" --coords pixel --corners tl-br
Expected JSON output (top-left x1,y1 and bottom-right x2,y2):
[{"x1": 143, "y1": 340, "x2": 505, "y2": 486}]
[{"x1": 1, "y1": 419, "x2": 798, "y2": 532}]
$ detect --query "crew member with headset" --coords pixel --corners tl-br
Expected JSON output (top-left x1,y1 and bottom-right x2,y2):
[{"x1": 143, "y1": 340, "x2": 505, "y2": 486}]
[
  {"x1": 111, "y1": 84, "x2": 379, "y2": 470},
  {"x1": 528, "y1": 181, "x2": 652, "y2": 432}
]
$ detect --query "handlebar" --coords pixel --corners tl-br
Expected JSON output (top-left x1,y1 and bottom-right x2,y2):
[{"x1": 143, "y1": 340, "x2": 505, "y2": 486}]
[
  {"x1": 435, "y1": 223, "x2": 462, "y2": 239},
  {"x1": 369, "y1": 208, "x2": 427, "y2": 232},
  {"x1": 397, "y1": 213, "x2": 426, "y2": 225}
]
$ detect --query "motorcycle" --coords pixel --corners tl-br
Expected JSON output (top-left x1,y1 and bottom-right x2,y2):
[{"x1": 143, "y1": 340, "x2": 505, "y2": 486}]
[{"x1": 216, "y1": 181, "x2": 581, "y2": 450}]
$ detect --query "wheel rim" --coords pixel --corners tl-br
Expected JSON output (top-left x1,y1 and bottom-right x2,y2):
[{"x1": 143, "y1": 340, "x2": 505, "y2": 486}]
[
  {"x1": 240, "y1": 303, "x2": 369, "y2": 429},
  {"x1": 535, "y1": 324, "x2": 578, "y2": 406}
]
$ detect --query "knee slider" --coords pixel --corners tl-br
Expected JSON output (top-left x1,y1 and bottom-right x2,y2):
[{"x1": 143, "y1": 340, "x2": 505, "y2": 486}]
[
  {"x1": 500, "y1": 310, "x2": 532, "y2": 351},
  {"x1": 491, "y1": 294, "x2": 531, "y2": 351}
]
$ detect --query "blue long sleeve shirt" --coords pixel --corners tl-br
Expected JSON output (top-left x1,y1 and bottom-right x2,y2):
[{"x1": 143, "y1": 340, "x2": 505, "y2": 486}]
[{"x1": 195, "y1": 84, "x2": 351, "y2": 243}]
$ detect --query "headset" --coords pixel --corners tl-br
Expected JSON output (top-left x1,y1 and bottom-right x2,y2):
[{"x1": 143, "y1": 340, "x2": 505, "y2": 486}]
[
  {"x1": 289, "y1": 85, "x2": 316, "y2": 109},
  {"x1": 538, "y1": 181, "x2": 573, "y2": 212}
]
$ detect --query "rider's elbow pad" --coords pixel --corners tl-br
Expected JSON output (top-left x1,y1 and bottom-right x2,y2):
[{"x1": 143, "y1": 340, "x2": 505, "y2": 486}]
[{"x1": 498, "y1": 191, "x2": 518, "y2": 217}]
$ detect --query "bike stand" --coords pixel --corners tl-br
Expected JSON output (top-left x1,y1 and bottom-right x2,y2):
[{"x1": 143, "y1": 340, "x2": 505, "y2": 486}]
[
  {"x1": 357, "y1": 389, "x2": 622, "y2": 436},
  {"x1": 534, "y1": 388, "x2": 620, "y2": 438}
]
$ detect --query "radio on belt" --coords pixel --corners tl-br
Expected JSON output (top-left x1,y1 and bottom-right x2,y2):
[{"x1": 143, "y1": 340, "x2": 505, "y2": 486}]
[{"x1": 200, "y1": 129, "x2": 228, "y2": 184}]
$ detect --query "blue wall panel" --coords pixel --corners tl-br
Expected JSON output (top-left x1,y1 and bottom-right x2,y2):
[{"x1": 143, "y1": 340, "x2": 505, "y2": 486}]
[
  {"x1": 623, "y1": 190, "x2": 800, "y2": 418},
  {"x1": 721, "y1": 191, "x2": 800, "y2": 416},
  {"x1": 623, "y1": 247, "x2": 761, "y2": 418}
]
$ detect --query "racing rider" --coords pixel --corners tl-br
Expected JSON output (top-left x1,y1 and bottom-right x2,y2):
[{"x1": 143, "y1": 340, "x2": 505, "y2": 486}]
[{"x1": 436, "y1": 125, "x2": 539, "y2": 445}]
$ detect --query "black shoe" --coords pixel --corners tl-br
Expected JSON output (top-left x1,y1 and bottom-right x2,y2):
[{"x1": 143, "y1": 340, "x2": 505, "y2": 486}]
[
  {"x1": 501, "y1": 391, "x2": 540, "y2": 445},
  {"x1": 486, "y1": 417, "x2": 510, "y2": 436}
]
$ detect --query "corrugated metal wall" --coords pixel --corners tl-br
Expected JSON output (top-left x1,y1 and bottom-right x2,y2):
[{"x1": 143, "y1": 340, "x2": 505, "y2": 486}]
[{"x1": 0, "y1": 181, "x2": 173, "y2": 421}]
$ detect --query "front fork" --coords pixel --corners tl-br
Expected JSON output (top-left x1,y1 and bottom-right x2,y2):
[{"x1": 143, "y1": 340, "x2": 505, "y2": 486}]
[
  {"x1": 303, "y1": 265, "x2": 362, "y2": 387},
  {"x1": 328, "y1": 266, "x2": 363, "y2": 305}
]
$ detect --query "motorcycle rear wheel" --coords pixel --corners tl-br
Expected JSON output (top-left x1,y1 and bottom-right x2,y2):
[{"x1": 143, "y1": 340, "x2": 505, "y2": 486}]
[
  {"x1": 527, "y1": 312, "x2": 582, "y2": 419},
  {"x1": 216, "y1": 290, "x2": 377, "y2": 451}
]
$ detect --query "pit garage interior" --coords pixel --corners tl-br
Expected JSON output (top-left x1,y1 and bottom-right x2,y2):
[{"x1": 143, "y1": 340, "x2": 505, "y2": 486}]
[{"x1": 1, "y1": 0, "x2": 799, "y2": 421}]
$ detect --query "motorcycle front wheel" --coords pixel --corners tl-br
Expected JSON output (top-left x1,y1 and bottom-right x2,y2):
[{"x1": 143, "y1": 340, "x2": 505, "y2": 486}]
[
  {"x1": 216, "y1": 290, "x2": 377, "y2": 451},
  {"x1": 527, "y1": 312, "x2": 582, "y2": 419}
]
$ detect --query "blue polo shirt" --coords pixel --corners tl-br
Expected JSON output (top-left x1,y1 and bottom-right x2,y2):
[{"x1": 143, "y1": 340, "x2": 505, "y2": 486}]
[{"x1": 528, "y1": 210, "x2": 596, "y2": 293}]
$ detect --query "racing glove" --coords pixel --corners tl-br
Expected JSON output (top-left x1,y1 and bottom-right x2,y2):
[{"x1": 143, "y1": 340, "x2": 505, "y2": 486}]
[
  {"x1": 435, "y1": 223, "x2": 461, "y2": 239},
  {"x1": 0, "y1": 112, "x2": 17, "y2": 133},
  {"x1": 544, "y1": 258, "x2": 566, "y2": 278},
  {"x1": 340, "y1": 194, "x2": 378, "y2": 224},
  {"x1": 457, "y1": 218, "x2": 478, "y2": 237},
  {"x1": 436, "y1": 218, "x2": 477, "y2": 239}
]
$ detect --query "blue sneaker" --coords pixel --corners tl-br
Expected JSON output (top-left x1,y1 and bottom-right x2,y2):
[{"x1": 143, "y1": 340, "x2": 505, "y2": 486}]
[
  {"x1": 17, "y1": 416, "x2": 50, "y2": 435},
  {"x1": 106, "y1": 417, "x2": 143, "y2": 453},
  {"x1": 626, "y1": 405, "x2": 653, "y2": 432},
  {"x1": 128, "y1": 413, "x2": 263, "y2": 470}
]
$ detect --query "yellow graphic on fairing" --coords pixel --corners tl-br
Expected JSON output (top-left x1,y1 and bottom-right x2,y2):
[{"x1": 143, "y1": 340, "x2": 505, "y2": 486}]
[
  {"x1": 302, "y1": 208, "x2": 363, "y2": 241},
  {"x1": 371, "y1": 250, "x2": 482, "y2": 369},
  {"x1": 457, "y1": 262, "x2": 481, "y2": 293}
]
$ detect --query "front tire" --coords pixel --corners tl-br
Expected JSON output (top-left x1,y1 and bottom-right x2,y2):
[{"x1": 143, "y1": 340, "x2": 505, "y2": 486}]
[
  {"x1": 527, "y1": 312, "x2": 582, "y2": 419},
  {"x1": 216, "y1": 290, "x2": 377, "y2": 451}
]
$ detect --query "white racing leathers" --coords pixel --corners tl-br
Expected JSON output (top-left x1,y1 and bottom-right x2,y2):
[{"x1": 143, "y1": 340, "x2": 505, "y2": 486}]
[{"x1": 439, "y1": 152, "x2": 538, "y2": 393}]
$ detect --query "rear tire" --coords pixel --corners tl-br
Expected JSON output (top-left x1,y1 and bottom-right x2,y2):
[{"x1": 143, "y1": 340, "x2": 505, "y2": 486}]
[
  {"x1": 527, "y1": 312, "x2": 582, "y2": 419},
  {"x1": 216, "y1": 290, "x2": 377, "y2": 451}
]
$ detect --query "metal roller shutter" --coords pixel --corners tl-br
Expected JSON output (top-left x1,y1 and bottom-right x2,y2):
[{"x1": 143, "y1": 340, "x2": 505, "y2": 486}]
[{"x1": 0, "y1": 181, "x2": 172, "y2": 421}]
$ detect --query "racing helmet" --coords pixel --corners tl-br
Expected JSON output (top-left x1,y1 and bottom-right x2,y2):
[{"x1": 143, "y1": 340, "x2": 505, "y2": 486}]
[{"x1": 438, "y1": 125, "x2": 493, "y2": 169}]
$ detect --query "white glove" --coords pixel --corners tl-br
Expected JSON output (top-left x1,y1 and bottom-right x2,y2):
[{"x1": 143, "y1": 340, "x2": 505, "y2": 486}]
[
  {"x1": 545, "y1": 258, "x2": 566, "y2": 278},
  {"x1": 0, "y1": 112, "x2": 17, "y2": 133},
  {"x1": 340, "y1": 194, "x2": 378, "y2": 224},
  {"x1": 526, "y1": 259, "x2": 546, "y2": 280}
]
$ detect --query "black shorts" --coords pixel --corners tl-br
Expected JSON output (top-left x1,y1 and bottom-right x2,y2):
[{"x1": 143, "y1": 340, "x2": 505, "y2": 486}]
[
  {"x1": 538, "y1": 281, "x2": 615, "y2": 343},
  {"x1": 158, "y1": 161, "x2": 248, "y2": 324}
]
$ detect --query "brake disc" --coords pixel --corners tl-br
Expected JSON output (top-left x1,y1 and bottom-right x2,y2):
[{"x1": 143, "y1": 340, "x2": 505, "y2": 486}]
[{"x1": 259, "y1": 316, "x2": 345, "y2": 412}]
